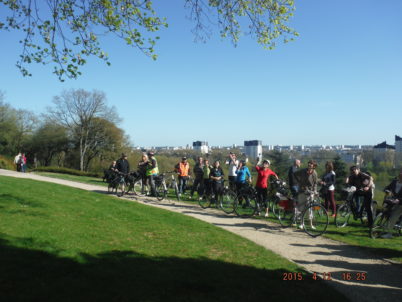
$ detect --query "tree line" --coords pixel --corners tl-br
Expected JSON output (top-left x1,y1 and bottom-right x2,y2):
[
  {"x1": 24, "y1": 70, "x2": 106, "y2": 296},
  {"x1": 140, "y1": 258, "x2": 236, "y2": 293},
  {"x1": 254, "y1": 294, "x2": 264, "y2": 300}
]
[{"x1": 0, "y1": 89, "x2": 131, "y2": 171}]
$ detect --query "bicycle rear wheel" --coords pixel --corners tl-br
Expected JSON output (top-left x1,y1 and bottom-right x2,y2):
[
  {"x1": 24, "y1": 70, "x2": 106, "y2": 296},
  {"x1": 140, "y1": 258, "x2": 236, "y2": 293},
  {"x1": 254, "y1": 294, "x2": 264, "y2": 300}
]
[
  {"x1": 133, "y1": 179, "x2": 147, "y2": 196},
  {"x1": 234, "y1": 194, "x2": 257, "y2": 218},
  {"x1": 156, "y1": 182, "x2": 166, "y2": 201},
  {"x1": 302, "y1": 203, "x2": 328, "y2": 237},
  {"x1": 198, "y1": 195, "x2": 211, "y2": 209},
  {"x1": 277, "y1": 203, "x2": 295, "y2": 227},
  {"x1": 269, "y1": 197, "x2": 281, "y2": 218},
  {"x1": 173, "y1": 182, "x2": 180, "y2": 201},
  {"x1": 370, "y1": 212, "x2": 385, "y2": 239},
  {"x1": 335, "y1": 204, "x2": 351, "y2": 228},
  {"x1": 220, "y1": 190, "x2": 237, "y2": 214}
]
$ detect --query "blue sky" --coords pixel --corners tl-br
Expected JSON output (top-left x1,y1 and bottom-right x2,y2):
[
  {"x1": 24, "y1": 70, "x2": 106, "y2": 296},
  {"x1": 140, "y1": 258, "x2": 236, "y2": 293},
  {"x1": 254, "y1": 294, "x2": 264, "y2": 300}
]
[{"x1": 1, "y1": 0, "x2": 401, "y2": 147}]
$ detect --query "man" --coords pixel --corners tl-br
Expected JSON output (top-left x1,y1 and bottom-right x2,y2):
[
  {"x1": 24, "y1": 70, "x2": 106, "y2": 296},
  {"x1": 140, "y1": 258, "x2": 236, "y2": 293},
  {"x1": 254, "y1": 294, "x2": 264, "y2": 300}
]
[
  {"x1": 346, "y1": 166, "x2": 374, "y2": 228},
  {"x1": 190, "y1": 156, "x2": 204, "y2": 200},
  {"x1": 294, "y1": 160, "x2": 319, "y2": 227},
  {"x1": 14, "y1": 152, "x2": 22, "y2": 172},
  {"x1": 146, "y1": 151, "x2": 159, "y2": 196},
  {"x1": 381, "y1": 168, "x2": 402, "y2": 238},
  {"x1": 116, "y1": 153, "x2": 130, "y2": 193},
  {"x1": 225, "y1": 152, "x2": 239, "y2": 191},
  {"x1": 175, "y1": 157, "x2": 190, "y2": 196},
  {"x1": 288, "y1": 159, "x2": 301, "y2": 197}
]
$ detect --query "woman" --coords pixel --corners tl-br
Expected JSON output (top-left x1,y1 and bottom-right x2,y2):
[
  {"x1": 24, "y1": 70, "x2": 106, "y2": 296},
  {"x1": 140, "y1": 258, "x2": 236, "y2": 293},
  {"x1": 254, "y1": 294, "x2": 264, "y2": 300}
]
[
  {"x1": 137, "y1": 153, "x2": 149, "y2": 194},
  {"x1": 255, "y1": 159, "x2": 278, "y2": 217},
  {"x1": 202, "y1": 159, "x2": 212, "y2": 198},
  {"x1": 209, "y1": 160, "x2": 224, "y2": 202},
  {"x1": 235, "y1": 160, "x2": 252, "y2": 193},
  {"x1": 321, "y1": 161, "x2": 336, "y2": 217}
]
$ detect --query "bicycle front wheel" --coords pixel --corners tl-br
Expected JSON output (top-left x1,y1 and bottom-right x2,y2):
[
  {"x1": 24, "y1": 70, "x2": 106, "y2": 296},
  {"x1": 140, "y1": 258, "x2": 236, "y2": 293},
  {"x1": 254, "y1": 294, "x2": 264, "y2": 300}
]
[
  {"x1": 156, "y1": 183, "x2": 166, "y2": 201},
  {"x1": 220, "y1": 190, "x2": 237, "y2": 214},
  {"x1": 234, "y1": 194, "x2": 257, "y2": 218},
  {"x1": 277, "y1": 203, "x2": 295, "y2": 227},
  {"x1": 133, "y1": 179, "x2": 147, "y2": 196},
  {"x1": 302, "y1": 203, "x2": 328, "y2": 237},
  {"x1": 335, "y1": 204, "x2": 351, "y2": 228}
]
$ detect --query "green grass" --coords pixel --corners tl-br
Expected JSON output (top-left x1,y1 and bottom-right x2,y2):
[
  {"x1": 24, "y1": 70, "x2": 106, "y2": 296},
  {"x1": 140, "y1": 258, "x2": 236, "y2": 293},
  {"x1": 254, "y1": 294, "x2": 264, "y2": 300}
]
[
  {"x1": 29, "y1": 172, "x2": 402, "y2": 263},
  {"x1": 0, "y1": 176, "x2": 347, "y2": 301}
]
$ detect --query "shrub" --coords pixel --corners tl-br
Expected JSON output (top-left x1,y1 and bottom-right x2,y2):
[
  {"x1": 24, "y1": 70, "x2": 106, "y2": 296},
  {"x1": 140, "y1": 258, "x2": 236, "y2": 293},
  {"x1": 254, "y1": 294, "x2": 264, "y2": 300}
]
[{"x1": 0, "y1": 155, "x2": 15, "y2": 170}]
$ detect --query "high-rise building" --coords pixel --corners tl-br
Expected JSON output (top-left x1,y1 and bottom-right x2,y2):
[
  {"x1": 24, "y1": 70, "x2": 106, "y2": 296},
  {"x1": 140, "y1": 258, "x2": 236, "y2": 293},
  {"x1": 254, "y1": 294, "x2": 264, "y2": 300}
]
[
  {"x1": 244, "y1": 140, "x2": 262, "y2": 160},
  {"x1": 193, "y1": 141, "x2": 209, "y2": 154}
]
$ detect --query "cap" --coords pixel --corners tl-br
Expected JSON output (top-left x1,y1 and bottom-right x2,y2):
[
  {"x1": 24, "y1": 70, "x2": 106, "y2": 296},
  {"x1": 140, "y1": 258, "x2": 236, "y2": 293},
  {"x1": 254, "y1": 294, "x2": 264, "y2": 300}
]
[{"x1": 263, "y1": 159, "x2": 271, "y2": 165}]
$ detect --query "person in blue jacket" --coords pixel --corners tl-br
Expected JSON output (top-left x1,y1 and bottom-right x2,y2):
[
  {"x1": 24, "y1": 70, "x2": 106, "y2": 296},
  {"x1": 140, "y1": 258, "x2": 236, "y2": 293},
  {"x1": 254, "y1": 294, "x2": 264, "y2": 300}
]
[{"x1": 235, "y1": 160, "x2": 252, "y2": 193}]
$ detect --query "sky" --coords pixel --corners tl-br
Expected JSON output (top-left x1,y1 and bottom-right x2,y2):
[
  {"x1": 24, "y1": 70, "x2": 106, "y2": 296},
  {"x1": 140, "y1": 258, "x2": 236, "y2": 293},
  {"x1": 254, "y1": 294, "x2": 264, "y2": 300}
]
[{"x1": 1, "y1": 0, "x2": 401, "y2": 147}]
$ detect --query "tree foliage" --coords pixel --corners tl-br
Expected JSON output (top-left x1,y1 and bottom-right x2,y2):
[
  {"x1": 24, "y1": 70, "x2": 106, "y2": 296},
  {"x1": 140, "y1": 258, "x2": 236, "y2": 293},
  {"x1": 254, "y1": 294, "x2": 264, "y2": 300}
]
[{"x1": 0, "y1": 0, "x2": 297, "y2": 80}]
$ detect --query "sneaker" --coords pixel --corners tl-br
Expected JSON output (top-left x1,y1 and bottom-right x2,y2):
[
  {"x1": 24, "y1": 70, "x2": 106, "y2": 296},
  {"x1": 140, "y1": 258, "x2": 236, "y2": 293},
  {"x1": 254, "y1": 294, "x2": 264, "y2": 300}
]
[
  {"x1": 298, "y1": 224, "x2": 304, "y2": 230},
  {"x1": 189, "y1": 195, "x2": 192, "y2": 199},
  {"x1": 310, "y1": 224, "x2": 317, "y2": 230},
  {"x1": 198, "y1": 197, "x2": 203, "y2": 201},
  {"x1": 264, "y1": 213, "x2": 269, "y2": 218},
  {"x1": 380, "y1": 233, "x2": 393, "y2": 239}
]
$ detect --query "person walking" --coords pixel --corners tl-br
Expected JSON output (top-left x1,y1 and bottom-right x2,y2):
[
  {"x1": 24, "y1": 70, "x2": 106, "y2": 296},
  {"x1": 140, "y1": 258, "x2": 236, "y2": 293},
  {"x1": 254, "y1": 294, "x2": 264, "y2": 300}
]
[{"x1": 14, "y1": 152, "x2": 22, "y2": 172}]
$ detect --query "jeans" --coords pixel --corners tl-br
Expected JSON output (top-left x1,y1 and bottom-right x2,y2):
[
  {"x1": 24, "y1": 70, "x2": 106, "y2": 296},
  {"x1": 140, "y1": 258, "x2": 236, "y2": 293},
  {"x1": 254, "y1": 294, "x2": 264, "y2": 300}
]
[
  {"x1": 191, "y1": 177, "x2": 203, "y2": 197},
  {"x1": 178, "y1": 176, "x2": 188, "y2": 194}
]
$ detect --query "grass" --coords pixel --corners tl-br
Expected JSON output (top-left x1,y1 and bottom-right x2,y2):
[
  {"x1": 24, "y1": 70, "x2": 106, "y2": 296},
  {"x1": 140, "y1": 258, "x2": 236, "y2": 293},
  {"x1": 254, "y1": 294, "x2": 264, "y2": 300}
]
[
  {"x1": 0, "y1": 176, "x2": 347, "y2": 301},
  {"x1": 27, "y1": 172, "x2": 402, "y2": 262},
  {"x1": 34, "y1": 171, "x2": 107, "y2": 187}
]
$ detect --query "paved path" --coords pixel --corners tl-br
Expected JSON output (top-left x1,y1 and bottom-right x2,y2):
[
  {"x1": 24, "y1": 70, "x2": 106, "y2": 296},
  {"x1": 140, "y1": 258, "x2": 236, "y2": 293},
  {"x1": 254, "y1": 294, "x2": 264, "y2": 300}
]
[{"x1": 1, "y1": 169, "x2": 401, "y2": 301}]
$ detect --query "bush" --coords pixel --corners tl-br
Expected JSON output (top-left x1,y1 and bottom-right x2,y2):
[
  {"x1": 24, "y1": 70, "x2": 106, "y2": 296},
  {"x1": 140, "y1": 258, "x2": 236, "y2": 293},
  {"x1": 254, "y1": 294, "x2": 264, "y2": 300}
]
[
  {"x1": 0, "y1": 155, "x2": 15, "y2": 170},
  {"x1": 32, "y1": 166, "x2": 103, "y2": 178}
]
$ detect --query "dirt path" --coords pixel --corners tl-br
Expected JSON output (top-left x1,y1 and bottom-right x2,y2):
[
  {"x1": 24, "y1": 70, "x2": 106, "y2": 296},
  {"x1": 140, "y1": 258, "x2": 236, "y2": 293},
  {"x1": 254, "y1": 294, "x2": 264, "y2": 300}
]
[{"x1": 1, "y1": 169, "x2": 401, "y2": 301}]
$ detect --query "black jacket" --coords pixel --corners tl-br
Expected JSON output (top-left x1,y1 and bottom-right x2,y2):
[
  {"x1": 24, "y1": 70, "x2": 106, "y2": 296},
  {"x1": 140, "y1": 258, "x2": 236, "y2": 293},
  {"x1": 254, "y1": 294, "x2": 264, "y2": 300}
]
[
  {"x1": 116, "y1": 158, "x2": 130, "y2": 174},
  {"x1": 384, "y1": 179, "x2": 402, "y2": 200}
]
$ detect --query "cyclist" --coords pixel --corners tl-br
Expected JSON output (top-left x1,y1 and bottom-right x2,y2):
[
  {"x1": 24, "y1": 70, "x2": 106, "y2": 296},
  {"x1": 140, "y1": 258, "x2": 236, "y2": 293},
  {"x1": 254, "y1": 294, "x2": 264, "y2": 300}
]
[
  {"x1": 137, "y1": 153, "x2": 149, "y2": 194},
  {"x1": 255, "y1": 158, "x2": 278, "y2": 217},
  {"x1": 210, "y1": 160, "x2": 224, "y2": 203},
  {"x1": 294, "y1": 160, "x2": 318, "y2": 227},
  {"x1": 320, "y1": 161, "x2": 336, "y2": 217},
  {"x1": 346, "y1": 166, "x2": 374, "y2": 228},
  {"x1": 225, "y1": 152, "x2": 239, "y2": 191},
  {"x1": 235, "y1": 160, "x2": 252, "y2": 193},
  {"x1": 116, "y1": 153, "x2": 130, "y2": 194},
  {"x1": 381, "y1": 168, "x2": 402, "y2": 238},
  {"x1": 288, "y1": 159, "x2": 301, "y2": 197},
  {"x1": 146, "y1": 151, "x2": 159, "y2": 196},
  {"x1": 175, "y1": 157, "x2": 190, "y2": 197},
  {"x1": 190, "y1": 156, "x2": 204, "y2": 200}
]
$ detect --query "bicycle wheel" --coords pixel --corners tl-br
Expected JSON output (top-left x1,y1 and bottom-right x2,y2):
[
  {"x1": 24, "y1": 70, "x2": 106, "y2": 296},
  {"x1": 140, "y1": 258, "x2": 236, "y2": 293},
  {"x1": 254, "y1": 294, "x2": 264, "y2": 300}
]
[
  {"x1": 302, "y1": 203, "x2": 328, "y2": 237},
  {"x1": 198, "y1": 195, "x2": 211, "y2": 209},
  {"x1": 220, "y1": 190, "x2": 237, "y2": 214},
  {"x1": 156, "y1": 182, "x2": 166, "y2": 201},
  {"x1": 277, "y1": 202, "x2": 295, "y2": 227},
  {"x1": 107, "y1": 183, "x2": 114, "y2": 193},
  {"x1": 234, "y1": 194, "x2": 257, "y2": 218},
  {"x1": 133, "y1": 179, "x2": 147, "y2": 196},
  {"x1": 117, "y1": 183, "x2": 125, "y2": 197},
  {"x1": 173, "y1": 182, "x2": 180, "y2": 201},
  {"x1": 269, "y1": 197, "x2": 280, "y2": 218},
  {"x1": 335, "y1": 204, "x2": 351, "y2": 228},
  {"x1": 370, "y1": 213, "x2": 385, "y2": 239}
]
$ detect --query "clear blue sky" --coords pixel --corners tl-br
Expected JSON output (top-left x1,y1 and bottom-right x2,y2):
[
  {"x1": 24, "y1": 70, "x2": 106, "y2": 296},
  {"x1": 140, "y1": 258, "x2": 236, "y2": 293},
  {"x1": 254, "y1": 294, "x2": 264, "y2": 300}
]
[{"x1": 1, "y1": 0, "x2": 401, "y2": 147}]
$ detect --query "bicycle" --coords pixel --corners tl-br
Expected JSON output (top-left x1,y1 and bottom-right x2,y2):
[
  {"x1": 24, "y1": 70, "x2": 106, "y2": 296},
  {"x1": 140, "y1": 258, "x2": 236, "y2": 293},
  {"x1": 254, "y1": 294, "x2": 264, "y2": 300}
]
[
  {"x1": 125, "y1": 171, "x2": 146, "y2": 196},
  {"x1": 277, "y1": 189, "x2": 329, "y2": 237},
  {"x1": 370, "y1": 198, "x2": 402, "y2": 239},
  {"x1": 335, "y1": 186, "x2": 378, "y2": 228},
  {"x1": 107, "y1": 171, "x2": 126, "y2": 197},
  {"x1": 233, "y1": 183, "x2": 273, "y2": 218},
  {"x1": 198, "y1": 180, "x2": 237, "y2": 214}
]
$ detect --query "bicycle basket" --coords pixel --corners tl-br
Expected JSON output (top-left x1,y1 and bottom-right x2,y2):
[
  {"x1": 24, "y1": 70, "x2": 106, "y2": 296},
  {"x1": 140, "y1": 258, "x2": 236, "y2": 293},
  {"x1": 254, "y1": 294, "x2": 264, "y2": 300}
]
[{"x1": 278, "y1": 199, "x2": 293, "y2": 211}]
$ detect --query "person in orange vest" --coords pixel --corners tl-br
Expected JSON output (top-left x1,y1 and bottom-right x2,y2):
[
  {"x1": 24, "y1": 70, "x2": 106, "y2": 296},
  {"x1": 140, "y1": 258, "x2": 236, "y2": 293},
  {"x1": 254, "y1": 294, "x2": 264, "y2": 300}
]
[{"x1": 175, "y1": 157, "x2": 191, "y2": 196}]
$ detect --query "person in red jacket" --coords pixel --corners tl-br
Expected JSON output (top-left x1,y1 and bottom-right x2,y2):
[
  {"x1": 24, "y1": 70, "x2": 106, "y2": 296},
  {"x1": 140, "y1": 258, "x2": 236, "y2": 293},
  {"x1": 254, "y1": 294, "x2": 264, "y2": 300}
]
[{"x1": 255, "y1": 158, "x2": 278, "y2": 217}]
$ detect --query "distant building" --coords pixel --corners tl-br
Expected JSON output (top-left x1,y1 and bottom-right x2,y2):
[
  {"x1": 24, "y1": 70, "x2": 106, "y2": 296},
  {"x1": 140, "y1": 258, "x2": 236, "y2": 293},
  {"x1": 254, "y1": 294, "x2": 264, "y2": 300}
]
[
  {"x1": 244, "y1": 140, "x2": 262, "y2": 160},
  {"x1": 373, "y1": 141, "x2": 395, "y2": 162},
  {"x1": 193, "y1": 141, "x2": 209, "y2": 154},
  {"x1": 395, "y1": 135, "x2": 402, "y2": 168}
]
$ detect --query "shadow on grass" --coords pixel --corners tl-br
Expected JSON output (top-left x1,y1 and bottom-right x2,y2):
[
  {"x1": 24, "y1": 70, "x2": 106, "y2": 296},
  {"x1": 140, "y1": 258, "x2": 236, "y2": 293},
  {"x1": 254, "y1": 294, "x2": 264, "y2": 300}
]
[
  {"x1": 0, "y1": 237, "x2": 349, "y2": 302},
  {"x1": 0, "y1": 193, "x2": 43, "y2": 208}
]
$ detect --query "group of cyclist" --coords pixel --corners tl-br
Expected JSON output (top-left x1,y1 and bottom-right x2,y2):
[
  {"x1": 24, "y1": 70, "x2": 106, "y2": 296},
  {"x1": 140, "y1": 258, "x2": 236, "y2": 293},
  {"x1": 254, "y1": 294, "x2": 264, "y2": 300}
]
[{"x1": 108, "y1": 151, "x2": 401, "y2": 238}]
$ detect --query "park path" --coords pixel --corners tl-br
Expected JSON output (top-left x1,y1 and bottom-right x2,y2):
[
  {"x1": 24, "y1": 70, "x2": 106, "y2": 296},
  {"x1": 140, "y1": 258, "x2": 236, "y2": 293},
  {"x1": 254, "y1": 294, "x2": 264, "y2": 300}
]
[{"x1": 1, "y1": 169, "x2": 401, "y2": 301}]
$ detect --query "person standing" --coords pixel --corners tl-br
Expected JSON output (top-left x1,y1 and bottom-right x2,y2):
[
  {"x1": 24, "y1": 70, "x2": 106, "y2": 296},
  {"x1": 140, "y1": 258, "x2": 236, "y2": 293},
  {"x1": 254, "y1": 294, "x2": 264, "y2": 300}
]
[
  {"x1": 381, "y1": 169, "x2": 402, "y2": 238},
  {"x1": 346, "y1": 166, "x2": 374, "y2": 228},
  {"x1": 14, "y1": 152, "x2": 22, "y2": 172},
  {"x1": 191, "y1": 156, "x2": 204, "y2": 200},
  {"x1": 210, "y1": 160, "x2": 224, "y2": 203},
  {"x1": 116, "y1": 153, "x2": 130, "y2": 193},
  {"x1": 146, "y1": 152, "x2": 159, "y2": 196},
  {"x1": 202, "y1": 159, "x2": 212, "y2": 198},
  {"x1": 288, "y1": 159, "x2": 301, "y2": 197},
  {"x1": 175, "y1": 157, "x2": 190, "y2": 197},
  {"x1": 137, "y1": 153, "x2": 149, "y2": 194},
  {"x1": 21, "y1": 153, "x2": 27, "y2": 172},
  {"x1": 321, "y1": 161, "x2": 336, "y2": 217},
  {"x1": 225, "y1": 152, "x2": 239, "y2": 191},
  {"x1": 255, "y1": 159, "x2": 278, "y2": 217},
  {"x1": 235, "y1": 160, "x2": 252, "y2": 193}
]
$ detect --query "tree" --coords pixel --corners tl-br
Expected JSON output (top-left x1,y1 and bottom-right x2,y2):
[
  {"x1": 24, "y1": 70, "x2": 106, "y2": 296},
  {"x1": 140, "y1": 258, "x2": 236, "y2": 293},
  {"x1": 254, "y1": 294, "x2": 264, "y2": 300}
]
[
  {"x1": 47, "y1": 89, "x2": 119, "y2": 171},
  {"x1": 0, "y1": 0, "x2": 297, "y2": 80},
  {"x1": 333, "y1": 155, "x2": 347, "y2": 200}
]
